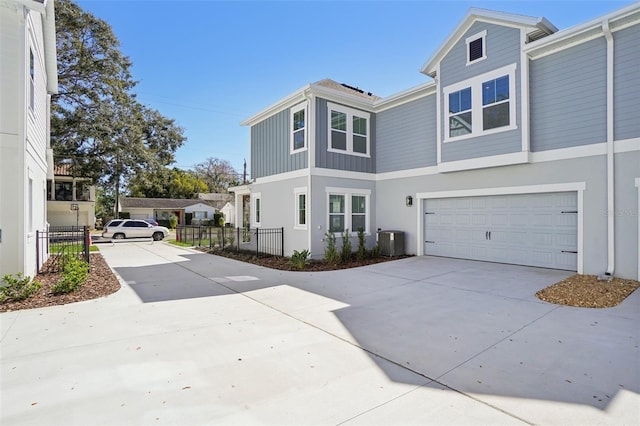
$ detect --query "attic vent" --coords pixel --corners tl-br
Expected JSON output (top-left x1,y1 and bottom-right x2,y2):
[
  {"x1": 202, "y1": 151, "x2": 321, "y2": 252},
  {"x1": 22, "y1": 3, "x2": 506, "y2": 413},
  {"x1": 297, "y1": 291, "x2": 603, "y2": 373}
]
[
  {"x1": 465, "y1": 30, "x2": 487, "y2": 65},
  {"x1": 469, "y1": 38, "x2": 483, "y2": 62}
]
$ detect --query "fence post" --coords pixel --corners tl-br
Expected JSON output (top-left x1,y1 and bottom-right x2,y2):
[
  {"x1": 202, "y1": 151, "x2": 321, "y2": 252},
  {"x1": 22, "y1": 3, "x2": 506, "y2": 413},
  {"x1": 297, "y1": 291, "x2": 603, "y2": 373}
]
[
  {"x1": 36, "y1": 230, "x2": 40, "y2": 273},
  {"x1": 84, "y1": 226, "x2": 90, "y2": 265},
  {"x1": 255, "y1": 228, "x2": 259, "y2": 257},
  {"x1": 281, "y1": 227, "x2": 284, "y2": 257}
]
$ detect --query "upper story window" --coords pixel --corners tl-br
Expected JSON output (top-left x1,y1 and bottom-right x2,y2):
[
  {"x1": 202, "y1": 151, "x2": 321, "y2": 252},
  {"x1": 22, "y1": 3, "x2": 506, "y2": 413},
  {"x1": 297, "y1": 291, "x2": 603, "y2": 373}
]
[
  {"x1": 29, "y1": 49, "x2": 35, "y2": 111},
  {"x1": 327, "y1": 102, "x2": 370, "y2": 157},
  {"x1": 466, "y1": 30, "x2": 487, "y2": 65},
  {"x1": 291, "y1": 103, "x2": 306, "y2": 153},
  {"x1": 443, "y1": 63, "x2": 517, "y2": 142}
]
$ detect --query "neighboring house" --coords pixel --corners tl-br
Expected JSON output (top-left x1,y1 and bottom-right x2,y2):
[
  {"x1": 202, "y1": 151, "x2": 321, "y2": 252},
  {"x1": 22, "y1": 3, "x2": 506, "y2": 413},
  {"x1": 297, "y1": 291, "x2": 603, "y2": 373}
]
[
  {"x1": 47, "y1": 162, "x2": 96, "y2": 228},
  {"x1": 119, "y1": 197, "x2": 217, "y2": 225},
  {"x1": 231, "y1": 4, "x2": 640, "y2": 280},
  {"x1": 197, "y1": 193, "x2": 235, "y2": 225},
  {"x1": 0, "y1": 0, "x2": 57, "y2": 278}
]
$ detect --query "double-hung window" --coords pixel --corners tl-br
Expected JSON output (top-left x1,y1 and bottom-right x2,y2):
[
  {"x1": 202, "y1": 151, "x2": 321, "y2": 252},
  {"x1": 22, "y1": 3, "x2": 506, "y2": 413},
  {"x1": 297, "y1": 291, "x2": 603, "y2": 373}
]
[
  {"x1": 252, "y1": 193, "x2": 261, "y2": 227},
  {"x1": 443, "y1": 63, "x2": 517, "y2": 142},
  {"x1": 327, "y1": 103, "x2": 370, "y2": 157},
  {"x1": 291, "y1": 103, "x2": 306, "y2": 153},
  {"x1": 326, "y1": 188, "x2": 371, "y2": 234},
  {"x1": 294, "y1": 187, "x2": 307, "y2": 230}
]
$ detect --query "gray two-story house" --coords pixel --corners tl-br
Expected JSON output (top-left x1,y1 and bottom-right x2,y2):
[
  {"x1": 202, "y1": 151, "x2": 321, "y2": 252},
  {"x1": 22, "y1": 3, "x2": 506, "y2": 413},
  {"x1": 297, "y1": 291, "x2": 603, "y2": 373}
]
[{"x1": 231, "y1": 4, "x2": 640, "y2": 280}]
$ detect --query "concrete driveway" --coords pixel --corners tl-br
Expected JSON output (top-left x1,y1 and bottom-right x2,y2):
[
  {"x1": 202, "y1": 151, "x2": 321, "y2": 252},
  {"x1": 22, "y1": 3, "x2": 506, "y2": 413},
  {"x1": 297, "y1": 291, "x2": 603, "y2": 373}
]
[{"x1": 1, "y1": 242, "x2": 638, "y2": 425}]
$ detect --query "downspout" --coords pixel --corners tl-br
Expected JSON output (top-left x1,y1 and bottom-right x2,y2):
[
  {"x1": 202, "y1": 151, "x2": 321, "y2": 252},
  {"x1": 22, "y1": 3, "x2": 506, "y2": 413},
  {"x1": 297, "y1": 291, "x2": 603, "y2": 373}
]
[
  {"x1": 304, "y1": 90, "x2": 314, "y2": 256},
  {"x1": 601, "y1": 19, "x2": 615, "y2": 279}
]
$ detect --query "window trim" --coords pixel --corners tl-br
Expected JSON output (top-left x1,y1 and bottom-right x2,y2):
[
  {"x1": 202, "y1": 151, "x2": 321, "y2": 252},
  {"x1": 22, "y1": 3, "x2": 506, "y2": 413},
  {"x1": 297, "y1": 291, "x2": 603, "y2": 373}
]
[
  {"x1": 29, "y1": 48, "x2": 35, "y2": 112},
  {"x1": 325, "y1": 187, "x2": 371, "y2": 236},
  {"x1": 290, "y1": 103, "x2": 307, "y2": 154},
  {"x1": 443, "y1": 63, "x2": 517, "y2": 143},
  {"x1": 327, "y1": 102, "x2": 371, "y2": 158},
  {"x1": 251, "y1": 192, "x2": 262, "y2": 228},
  {"x1": 466, "y1": 30, "x2": 487, "y2": 66},
  {"x1": 294, "y1": 187, "x2": 307, "y2": 230}
]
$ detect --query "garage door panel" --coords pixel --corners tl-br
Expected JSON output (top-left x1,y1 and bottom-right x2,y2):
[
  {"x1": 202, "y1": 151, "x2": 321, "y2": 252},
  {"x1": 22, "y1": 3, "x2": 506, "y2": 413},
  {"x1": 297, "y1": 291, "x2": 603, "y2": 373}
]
[{"x1": 424, "y1": 192, "x2": 577, "y2": 270}]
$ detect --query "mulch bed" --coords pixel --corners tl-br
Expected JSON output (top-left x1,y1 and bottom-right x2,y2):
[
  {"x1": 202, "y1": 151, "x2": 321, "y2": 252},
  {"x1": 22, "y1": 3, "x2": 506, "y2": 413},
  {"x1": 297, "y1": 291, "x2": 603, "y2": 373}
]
[
  {"x1": 0, "y1": 253, "x2": 120, "y2": 312},
  {"x1": 536, "y1": 274, "x2": 639, "y2": 308}
]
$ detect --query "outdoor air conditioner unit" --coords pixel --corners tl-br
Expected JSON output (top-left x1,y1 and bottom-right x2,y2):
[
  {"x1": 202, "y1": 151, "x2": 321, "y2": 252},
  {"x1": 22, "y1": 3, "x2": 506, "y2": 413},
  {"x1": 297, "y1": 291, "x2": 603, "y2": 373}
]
[{"x1": 377, "y1": 230, "x2": 405, "y2": 257}]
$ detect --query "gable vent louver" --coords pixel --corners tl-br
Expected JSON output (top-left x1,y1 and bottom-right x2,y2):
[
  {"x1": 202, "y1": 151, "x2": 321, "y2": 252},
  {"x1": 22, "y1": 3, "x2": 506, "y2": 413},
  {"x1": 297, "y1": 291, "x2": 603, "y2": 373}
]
[{"x1": 469, "y1": 38, "x2": 483, "y2": 62}]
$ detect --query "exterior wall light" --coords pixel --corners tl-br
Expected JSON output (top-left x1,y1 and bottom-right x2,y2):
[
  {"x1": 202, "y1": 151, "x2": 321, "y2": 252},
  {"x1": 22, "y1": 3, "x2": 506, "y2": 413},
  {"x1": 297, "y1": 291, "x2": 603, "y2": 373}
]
[{"x1": 406, "y1": 195, "x2": 413, "y2": 207}]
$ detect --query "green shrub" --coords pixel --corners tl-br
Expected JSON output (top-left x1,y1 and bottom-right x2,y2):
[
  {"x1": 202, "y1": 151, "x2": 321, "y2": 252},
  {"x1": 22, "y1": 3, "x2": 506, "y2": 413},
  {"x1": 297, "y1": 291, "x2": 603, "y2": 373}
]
[
  {"x1": 324, "y1": 232, "x2": 340, "y2": 264},
  {"x1": 169, "y1": 214, "x2": 179, "y2": 229},
  {"x1": 340, "y1": 229, "x2": 352, "y2": 262},
  {"x1": 371, "y1": 243, "x2": 382, "y2": 258},
  {"x1": 0, "y1": 273, "x2": 42, "y2": 303},
  {"x1": 356, "y1": 227, "x2": 368, "y2": 261},
  {"x1": 290, "y1": 249, "x2": 310, "y2": 269},
  {"x1": 51, "y1": 257, "x2": 89, "y2": 295}
]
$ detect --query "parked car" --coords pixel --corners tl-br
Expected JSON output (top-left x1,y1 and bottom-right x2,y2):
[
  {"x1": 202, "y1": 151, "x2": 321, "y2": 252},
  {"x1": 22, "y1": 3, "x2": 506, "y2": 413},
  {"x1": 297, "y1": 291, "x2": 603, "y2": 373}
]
[
  {"x1": 102, "y1": 219, "x2": 169, "y2": 241},
  {"x1": 143, "y1": 218, "x2": 159, "y2": 226}
]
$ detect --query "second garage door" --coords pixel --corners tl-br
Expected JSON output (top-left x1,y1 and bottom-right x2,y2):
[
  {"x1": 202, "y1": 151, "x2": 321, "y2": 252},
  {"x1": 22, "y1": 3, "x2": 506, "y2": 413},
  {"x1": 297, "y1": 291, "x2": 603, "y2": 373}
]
[{"x1": 423, "y1": 192, "x2": 578, "y2": 270}]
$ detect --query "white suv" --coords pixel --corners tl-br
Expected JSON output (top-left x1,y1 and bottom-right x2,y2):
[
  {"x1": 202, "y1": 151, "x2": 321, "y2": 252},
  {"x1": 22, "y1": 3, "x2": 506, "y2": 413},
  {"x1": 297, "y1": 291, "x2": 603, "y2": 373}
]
[{"x1": 102, "y1": 219, "x2": 169, "y2": 241}]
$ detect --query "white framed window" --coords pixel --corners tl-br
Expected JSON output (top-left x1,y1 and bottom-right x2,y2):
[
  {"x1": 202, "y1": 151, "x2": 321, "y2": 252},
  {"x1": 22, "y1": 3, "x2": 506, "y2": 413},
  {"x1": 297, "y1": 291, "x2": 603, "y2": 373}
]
[
  {"x1": 294, "y1": 187, "x2": 307, "y2": 230},
  {"x1": 326, "y1": 187, "x2": 371, "y2": 235},
  {"x1": 290, "y1": 103, "x2": 307, "y2": 153},
  {"x1": 466, "y1": 30, "x2": 487, "y2": 65},
  {"x1": 443, "y1": 63, "x2": 517, "y2": 142},
  {"x1": 29, "y1": 48, "x2": 35, "y2": 111},
  {"x1": 252, "y1": 193, "x2": 261, "y2": 227},
  {"x1": 327, "y1": 102, "x2": 370, "y2": 157}
]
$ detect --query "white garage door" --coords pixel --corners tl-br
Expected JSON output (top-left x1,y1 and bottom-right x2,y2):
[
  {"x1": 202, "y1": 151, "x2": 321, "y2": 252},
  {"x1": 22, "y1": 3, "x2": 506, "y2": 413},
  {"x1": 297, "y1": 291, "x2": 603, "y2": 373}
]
[{"x1": 424, "y1": 192, "x2": 578, "y2": 270}]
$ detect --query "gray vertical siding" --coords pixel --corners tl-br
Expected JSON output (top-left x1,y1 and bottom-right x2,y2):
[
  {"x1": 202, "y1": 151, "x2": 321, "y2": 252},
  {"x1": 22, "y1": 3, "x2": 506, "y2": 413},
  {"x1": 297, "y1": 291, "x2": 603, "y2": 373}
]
[
  {"x1": 439, "y1": 22, "x2": 523, "y2": 163},
  {"x1": 614, "y1": 24, "x2": 640, "y2": 141},
  {"x1": 315, "y1": 98, "x2": 376, "y2": 173},
  {"x1": 376, "y1": 95, "x2": 437, "y2": 172},
  {"x1": 250, "y1": 108, "x2": 307, "y2": 179},
  {"x1": 530, "y1": 37, "x2": 607, "y2": 151}
]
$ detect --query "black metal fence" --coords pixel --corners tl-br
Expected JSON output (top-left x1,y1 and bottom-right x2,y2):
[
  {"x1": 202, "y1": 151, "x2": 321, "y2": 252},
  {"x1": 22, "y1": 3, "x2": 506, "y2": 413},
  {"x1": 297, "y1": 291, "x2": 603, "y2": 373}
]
[
  {"x1": 36, "y1": 226, "x2": 90, "y2": 273},
  {"x1": 176, "y1": 226, "x2": 284, "y2": 258}
]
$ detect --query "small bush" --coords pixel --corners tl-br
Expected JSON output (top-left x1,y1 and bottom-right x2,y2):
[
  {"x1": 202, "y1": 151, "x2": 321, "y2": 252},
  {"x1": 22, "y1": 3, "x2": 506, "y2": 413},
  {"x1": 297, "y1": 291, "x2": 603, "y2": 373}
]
[
  {"x1": 371, "y1": 243, "x2": 382, "y2": 258},
  {"x1": 169, "y1": 214, "x2": 179, "y2": 229},
  {"x1": 0, "y1": 273, "x2": 42, "y2": 303},
  {"x1": 51, "y1": 257, "x2": 89, "y2": 295},
  {"x1": 324, "y1": 232, "x2": 340, "y2": 264},
  {"x1": 356, "y1": 227, "x2": 368, "y2": 261},
  {"x1": 290, "y1": 249, "x2": 310, "y2": 269},
  {"x1": 340, "y1": 229, "x2": 352, "y2": 262}
]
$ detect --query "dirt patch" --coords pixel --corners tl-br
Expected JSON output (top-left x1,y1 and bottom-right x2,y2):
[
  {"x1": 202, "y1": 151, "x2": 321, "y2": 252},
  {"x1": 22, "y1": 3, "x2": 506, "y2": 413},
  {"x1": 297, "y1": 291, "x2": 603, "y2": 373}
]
[
  {"x1": 536, "y1": 274, "x2": 639, "y2": 308},
  {"x1": 0, "y1": 253, "x2": 120, "y2": 313}
]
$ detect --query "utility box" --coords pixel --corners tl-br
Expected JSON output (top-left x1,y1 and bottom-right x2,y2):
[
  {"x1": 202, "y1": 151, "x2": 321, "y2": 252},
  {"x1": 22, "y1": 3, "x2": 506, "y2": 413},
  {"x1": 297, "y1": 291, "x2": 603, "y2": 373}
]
[{"x1": 377, "y1": 230, "x2": 405, "y2": 256}]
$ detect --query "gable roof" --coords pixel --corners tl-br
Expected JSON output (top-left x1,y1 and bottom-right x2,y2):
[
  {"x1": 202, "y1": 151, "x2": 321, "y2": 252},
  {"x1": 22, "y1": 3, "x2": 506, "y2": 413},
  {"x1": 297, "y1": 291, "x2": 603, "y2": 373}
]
[
  {"x1": 420, "y1": 8, "x2": 557, "y2": 77},
  {"x1": 120, "y1": 197, "x2": 216, "y2": 210},
  {"x1": 241, "y1": 78, "x2": 380, "y2": 127}
]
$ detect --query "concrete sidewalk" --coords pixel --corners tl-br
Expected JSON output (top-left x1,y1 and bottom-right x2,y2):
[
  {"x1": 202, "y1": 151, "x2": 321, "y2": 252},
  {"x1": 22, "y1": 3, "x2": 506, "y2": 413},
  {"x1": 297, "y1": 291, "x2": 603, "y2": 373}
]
[{"x1": 1, "y1": 242, "x2": 638, "y2": 425}]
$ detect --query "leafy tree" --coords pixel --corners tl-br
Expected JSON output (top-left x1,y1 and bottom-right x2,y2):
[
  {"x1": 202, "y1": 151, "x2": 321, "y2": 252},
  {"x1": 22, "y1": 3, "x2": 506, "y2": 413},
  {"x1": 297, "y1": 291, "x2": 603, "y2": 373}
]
[
  {"x1": 128, "y1": 167, "x2": 208, "y2": 199},
  {"x1": 52, "y1": 0, "x2": 185, "y2": 215},
  {"x1": 193, "y1": 158, "x2": 241, "y2": 193}
]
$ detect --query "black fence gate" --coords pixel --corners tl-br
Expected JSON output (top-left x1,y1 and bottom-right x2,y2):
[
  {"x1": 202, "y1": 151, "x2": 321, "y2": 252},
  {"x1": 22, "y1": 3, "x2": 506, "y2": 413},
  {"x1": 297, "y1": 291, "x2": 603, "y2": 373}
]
[
  {"x1": 36, "y1": 226, "x2": 90, "y2": 273},
  {"x1": 176, "y1": 226, "x2": 284, "y2": 258}
]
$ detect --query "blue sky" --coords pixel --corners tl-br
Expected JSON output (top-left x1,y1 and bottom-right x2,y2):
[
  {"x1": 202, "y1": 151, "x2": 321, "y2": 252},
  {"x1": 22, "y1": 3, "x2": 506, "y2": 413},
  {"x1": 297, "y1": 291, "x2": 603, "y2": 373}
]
[{"x1": 76, "y1": 0, "x2": 634, "y2": 177}]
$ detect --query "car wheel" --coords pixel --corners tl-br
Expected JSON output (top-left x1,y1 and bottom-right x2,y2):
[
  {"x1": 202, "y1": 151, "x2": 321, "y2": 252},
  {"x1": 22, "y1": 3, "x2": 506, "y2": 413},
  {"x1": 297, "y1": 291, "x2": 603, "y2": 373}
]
[
  {"x1": 152, "y1": 232, "x2": 164, "y2": 241},
  {"x1": 113, "y1": 233, "x2": 125, "y2": 240}
]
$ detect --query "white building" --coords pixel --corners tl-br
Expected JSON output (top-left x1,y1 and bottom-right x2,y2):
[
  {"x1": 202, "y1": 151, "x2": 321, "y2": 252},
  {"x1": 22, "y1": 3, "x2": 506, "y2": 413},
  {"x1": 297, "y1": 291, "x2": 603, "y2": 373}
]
[{"x1": 0, "y1": 0, "x2": 58, "y2": 278}]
